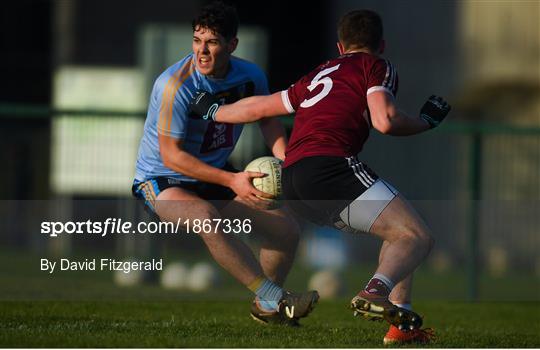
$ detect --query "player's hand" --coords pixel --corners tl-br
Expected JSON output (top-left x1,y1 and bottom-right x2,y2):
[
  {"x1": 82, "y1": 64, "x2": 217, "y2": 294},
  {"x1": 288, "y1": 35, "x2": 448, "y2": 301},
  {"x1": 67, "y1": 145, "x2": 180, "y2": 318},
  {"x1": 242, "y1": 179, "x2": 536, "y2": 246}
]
[
  {"x1": 229, "y1": 172, "x2": 275, "y2": 210},
  {"x1": 189, "y1": 90, "x2": 220, "y2": 121},
  {"x1": 419, "y1": 95, "x2": 451, "y2": 128}
]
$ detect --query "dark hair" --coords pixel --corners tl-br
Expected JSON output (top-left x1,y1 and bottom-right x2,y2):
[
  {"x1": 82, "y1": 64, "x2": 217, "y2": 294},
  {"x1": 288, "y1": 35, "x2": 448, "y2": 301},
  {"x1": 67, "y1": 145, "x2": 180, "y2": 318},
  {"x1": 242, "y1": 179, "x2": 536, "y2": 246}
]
[
  {"x1": 337, "y1": 10, "x2": 383, "y2": 51},
  {"x1": 192, "y1": 1, "x2": 239, "y2": 40}
]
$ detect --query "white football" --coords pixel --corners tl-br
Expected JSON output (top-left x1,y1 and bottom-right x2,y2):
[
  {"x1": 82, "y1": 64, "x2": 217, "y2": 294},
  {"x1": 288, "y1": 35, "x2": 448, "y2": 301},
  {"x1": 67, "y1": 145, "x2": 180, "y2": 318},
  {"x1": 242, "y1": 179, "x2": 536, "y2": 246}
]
[{"x1": 244, "y1": 156, "x2": 283, "y2": 207}]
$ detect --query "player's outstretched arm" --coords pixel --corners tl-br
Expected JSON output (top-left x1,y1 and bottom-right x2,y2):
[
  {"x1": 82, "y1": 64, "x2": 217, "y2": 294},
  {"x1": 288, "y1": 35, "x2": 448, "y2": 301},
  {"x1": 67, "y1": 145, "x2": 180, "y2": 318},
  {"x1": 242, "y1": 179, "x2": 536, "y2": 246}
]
[
  {"x1": 189, "y1": 90, "x2": 287, "y2": 123},
  {"x1": 368, "y1": 91, "x2": 450, "y2": 136}
]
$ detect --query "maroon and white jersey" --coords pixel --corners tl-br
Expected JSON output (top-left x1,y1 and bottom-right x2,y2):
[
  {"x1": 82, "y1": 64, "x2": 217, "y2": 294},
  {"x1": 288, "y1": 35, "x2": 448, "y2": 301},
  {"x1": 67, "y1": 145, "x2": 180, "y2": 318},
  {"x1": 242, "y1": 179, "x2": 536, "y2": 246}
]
[{"x1": 281, "y1": 52, "x2": 398, "y2": 168}]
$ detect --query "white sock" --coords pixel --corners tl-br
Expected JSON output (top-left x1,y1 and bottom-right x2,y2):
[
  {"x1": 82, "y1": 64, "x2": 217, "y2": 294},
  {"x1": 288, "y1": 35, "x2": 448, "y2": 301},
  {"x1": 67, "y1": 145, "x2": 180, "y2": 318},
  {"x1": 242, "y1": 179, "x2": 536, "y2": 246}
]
[{"x1": 372, "y1": 273, "x2": 395, "y2": 291}]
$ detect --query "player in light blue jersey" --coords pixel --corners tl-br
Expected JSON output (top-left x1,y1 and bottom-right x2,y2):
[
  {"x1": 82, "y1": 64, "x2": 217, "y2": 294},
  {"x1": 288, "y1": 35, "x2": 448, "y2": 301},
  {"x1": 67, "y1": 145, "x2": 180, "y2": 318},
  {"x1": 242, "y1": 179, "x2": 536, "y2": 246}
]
[
  {"x1": 133, "y1": 1, "x2": 318, "y2": 325},
  {"x1": 135, "y1": 53, "x2": 268, "y2": 182}
]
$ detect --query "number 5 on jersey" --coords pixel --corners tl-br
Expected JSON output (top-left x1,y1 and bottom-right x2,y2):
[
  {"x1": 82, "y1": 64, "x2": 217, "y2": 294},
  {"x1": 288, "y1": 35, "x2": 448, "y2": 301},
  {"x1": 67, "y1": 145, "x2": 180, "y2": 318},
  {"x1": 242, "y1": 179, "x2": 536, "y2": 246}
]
[{"x1": 300, "y1": 64, "x2": 340, "y2": 108}]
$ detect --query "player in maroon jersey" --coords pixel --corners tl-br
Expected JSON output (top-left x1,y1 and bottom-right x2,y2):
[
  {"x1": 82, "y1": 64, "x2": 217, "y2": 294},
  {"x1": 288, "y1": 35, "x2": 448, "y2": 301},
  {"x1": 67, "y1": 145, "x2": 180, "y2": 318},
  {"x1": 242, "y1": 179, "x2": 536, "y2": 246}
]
[{"x1": 190, "y1": 9, "x2": 449, "y2": 344}]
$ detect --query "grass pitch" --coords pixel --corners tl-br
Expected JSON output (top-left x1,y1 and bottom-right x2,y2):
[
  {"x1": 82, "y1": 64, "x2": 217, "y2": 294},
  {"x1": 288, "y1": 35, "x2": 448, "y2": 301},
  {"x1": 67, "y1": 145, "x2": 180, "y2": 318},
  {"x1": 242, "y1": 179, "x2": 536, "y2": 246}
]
[
  {"x1": 1, "y1": 300, "x2": 539, "y2": 347},
  {"x1": 0, "y1": 250, "x2": 538, "y2": 347}
]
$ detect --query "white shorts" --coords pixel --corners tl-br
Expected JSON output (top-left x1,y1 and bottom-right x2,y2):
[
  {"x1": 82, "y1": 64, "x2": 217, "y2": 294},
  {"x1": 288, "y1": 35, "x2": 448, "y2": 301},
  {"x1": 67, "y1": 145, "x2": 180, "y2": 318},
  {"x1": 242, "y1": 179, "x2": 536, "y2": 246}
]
[{"x1": 335, "y1": 179, "x2": 398, "y2": 233}]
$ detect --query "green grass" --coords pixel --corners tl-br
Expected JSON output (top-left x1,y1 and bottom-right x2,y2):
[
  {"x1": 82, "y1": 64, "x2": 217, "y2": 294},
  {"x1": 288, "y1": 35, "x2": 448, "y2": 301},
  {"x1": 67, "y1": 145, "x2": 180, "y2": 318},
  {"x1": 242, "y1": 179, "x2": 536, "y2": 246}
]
[
  {"x1": 1, "y1": 250, "x2": 539, "y2": 347},
  {"x1": 1, "y1": 300, "x2": 539, "y2": 347}
]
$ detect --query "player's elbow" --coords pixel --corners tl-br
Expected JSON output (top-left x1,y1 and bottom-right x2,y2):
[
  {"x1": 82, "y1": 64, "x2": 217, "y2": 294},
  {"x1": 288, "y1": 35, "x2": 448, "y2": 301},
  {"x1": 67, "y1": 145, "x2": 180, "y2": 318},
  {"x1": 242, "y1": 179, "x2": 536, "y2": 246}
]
[
  {"x1": 372, "y1": 106, "x2": 400, "y2": 135},
  {"x1": 160, "y1": 144, "x2": 181, "y2": 170},
  {"x1": 158, "y1": 134, "x2": 185, "y2": 170},
  {"x1": 160, "y1": 150, "x2": 175, "y2": 169},
  {"x1": 368, "y1": 93, "x2": 400, "y2": 135},
  {"x1": 372, "y1": 115, "x2": 394, "y2": 134}
]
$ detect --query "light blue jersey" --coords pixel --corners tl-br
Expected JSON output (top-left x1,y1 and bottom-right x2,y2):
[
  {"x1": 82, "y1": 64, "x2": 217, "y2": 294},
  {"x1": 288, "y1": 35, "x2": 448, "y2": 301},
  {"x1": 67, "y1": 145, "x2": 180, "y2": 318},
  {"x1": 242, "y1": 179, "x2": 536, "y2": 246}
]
[{"x1": 135, "y1": 54, "x2": 269, "y2": 182}]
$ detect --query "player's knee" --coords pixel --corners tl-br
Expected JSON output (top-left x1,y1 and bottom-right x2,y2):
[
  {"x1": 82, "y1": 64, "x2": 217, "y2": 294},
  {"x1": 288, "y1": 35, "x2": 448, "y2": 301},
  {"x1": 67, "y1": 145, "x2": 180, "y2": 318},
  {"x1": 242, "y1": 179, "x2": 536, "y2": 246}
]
[
  {"x1": 414, "y1": 230, "x2": 434, "y2": 258},
  {"x1": 402, "y1": 226, "x2": 433, "y2": 253},
  {"x1": 420, "y1": 226, "x2": 434, "y2": 252}
]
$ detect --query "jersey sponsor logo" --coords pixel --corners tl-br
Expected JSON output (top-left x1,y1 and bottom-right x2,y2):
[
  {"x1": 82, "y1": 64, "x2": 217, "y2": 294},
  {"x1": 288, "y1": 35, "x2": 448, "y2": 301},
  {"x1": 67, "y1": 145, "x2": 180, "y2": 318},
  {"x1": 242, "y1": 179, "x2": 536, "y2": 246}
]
[
  {"x1": 198, "y1": 82, "x2": 255, "y2": 154},
  {"x1": 200, "y1": 121, "x2": 234, "y2": 153}
]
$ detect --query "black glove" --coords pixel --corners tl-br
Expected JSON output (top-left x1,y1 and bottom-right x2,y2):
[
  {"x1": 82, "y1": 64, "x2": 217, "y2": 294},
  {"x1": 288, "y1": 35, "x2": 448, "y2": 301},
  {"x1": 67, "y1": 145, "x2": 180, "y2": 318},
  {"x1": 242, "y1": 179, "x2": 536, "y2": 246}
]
[
  {"x1": 419, "y1": 95, "x2": 451, "y2": 128},
  {"x1": 189, "y1": 90, "x2": 220, "y2": 121}
]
